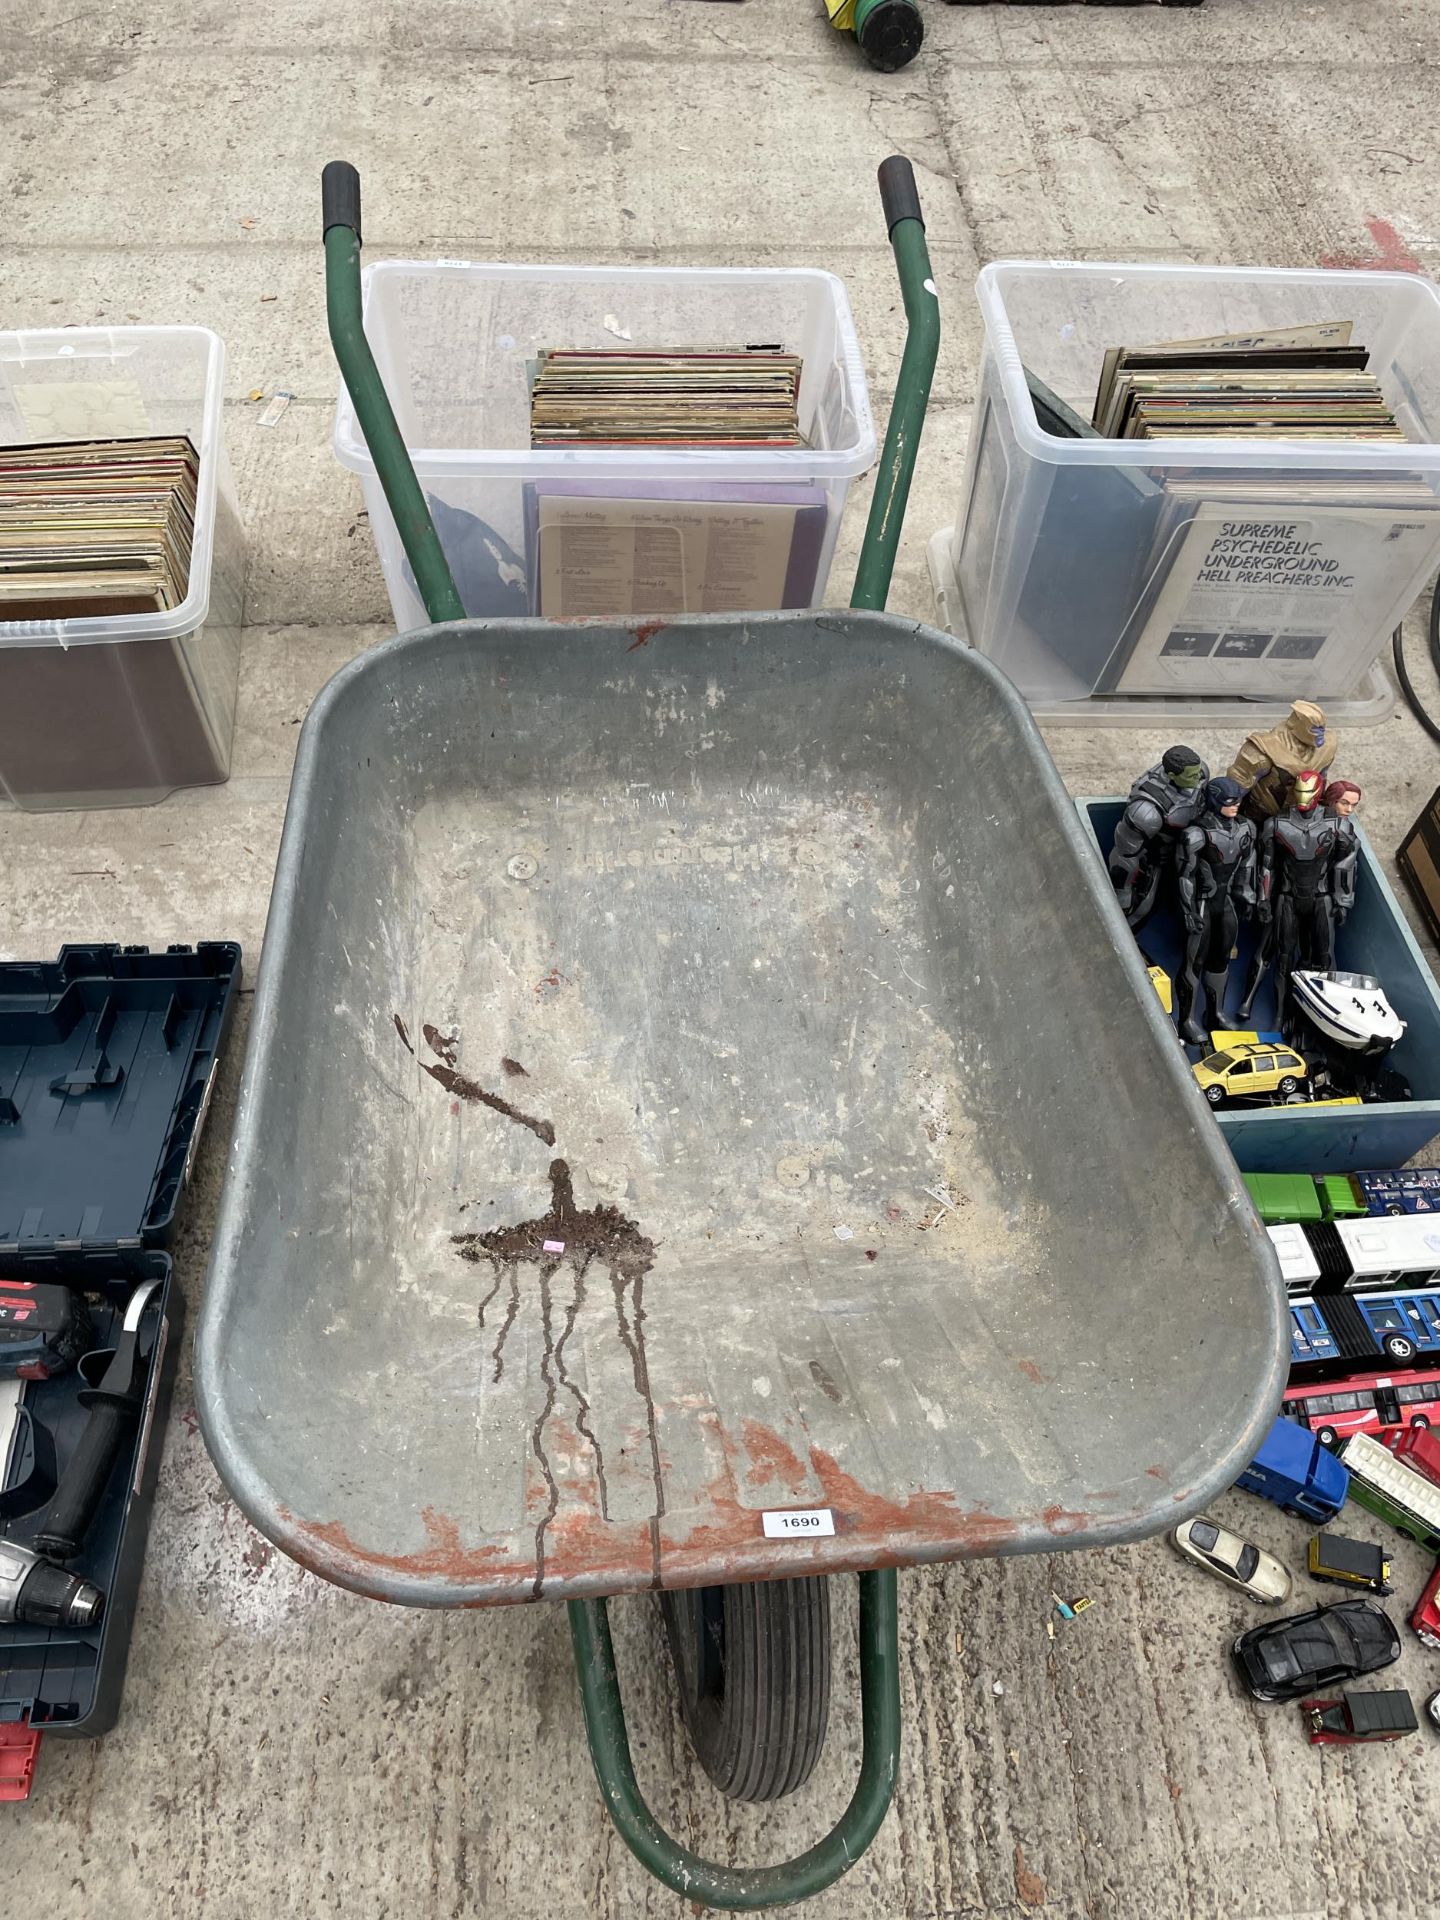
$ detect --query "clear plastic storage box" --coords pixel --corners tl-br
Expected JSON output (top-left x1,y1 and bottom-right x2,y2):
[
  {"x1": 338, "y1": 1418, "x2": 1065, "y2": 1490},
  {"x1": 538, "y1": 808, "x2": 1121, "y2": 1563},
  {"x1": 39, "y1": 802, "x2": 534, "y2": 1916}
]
[
  {"x1": 333, "y1": 263, "x2": 875, "y2": 633},
  {"x1": 933, "y1": 263, "x2": 1440, "y2": 726},
  {"x1": 0, "y1": 326, "x2": 244, "y2": 811}
]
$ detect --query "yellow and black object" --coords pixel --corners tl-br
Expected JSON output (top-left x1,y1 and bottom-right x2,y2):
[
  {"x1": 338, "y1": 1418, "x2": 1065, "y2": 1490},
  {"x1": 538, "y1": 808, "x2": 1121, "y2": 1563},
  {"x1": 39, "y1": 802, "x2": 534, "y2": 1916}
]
[
  {"x1": 1307, "y1": 1532, "x2": 1392, "y2": 1594},
  {"x1": 824, "y1": 0, "x2": 923, "y2": 70}
]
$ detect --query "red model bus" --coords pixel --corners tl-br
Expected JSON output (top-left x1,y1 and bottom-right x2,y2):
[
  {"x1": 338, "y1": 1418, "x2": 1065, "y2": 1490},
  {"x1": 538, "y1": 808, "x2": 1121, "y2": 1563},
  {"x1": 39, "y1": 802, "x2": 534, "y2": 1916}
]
[
  {"x1": 1283, "y1": 1363, "x2": 1440, "y2": 1448},
  {"x1": 1412, "y1": 1561, "x2": 1440, "y2": 1650},
  {"x1": 1383, "y1": 1424, "x2": 1440, "y2": 1487}
]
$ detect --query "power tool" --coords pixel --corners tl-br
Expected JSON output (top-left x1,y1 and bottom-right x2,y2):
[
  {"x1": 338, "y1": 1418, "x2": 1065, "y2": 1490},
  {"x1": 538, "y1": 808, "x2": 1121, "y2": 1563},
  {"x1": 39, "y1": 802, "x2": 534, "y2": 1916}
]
[{"x1": 0, "y1": 1279, "x2": 93, "y2": 1381}]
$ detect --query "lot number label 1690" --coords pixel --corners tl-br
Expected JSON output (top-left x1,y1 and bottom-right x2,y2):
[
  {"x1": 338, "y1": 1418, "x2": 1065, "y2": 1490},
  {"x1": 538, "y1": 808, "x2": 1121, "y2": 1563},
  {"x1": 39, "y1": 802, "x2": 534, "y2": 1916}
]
[{"x1": 762, "y1": 1508, "x2": 836, "y2": 1539}]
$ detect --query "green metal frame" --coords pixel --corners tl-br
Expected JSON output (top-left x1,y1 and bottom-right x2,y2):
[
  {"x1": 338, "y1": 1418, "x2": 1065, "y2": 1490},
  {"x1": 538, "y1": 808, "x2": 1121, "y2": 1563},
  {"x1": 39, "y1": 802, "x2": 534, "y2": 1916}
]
[
  {"x1": 322, "y1": 153, "x2": 938, "y2": 1910},
  {"x1": 322, "y1": 191, "x2": 464, "y2": 625},
  {"x1": 570, "y1": 1572, "x2": 901, "y2": 1912},
  {"x1": 850, "y1": 215, "x2": 939, "y2": 613}
]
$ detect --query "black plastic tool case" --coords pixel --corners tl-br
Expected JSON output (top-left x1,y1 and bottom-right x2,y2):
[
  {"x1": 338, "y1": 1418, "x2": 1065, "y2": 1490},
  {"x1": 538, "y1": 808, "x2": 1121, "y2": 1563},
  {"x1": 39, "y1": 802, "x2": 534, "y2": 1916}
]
[{"x1": 0, "y1": 944, "x2": 239, "y2": 1742}]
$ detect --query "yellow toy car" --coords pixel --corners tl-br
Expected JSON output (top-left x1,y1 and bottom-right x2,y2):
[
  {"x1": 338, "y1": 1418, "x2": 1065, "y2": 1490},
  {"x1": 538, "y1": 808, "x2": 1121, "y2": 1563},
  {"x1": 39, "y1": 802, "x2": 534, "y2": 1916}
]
[{"x1": 1192, "y1": 1041, "x2": 1308, "y2": 1107}]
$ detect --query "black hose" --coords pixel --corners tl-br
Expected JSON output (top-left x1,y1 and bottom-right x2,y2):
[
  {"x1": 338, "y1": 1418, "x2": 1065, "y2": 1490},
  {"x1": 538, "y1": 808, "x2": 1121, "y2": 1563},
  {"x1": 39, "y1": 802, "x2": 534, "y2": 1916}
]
[{"x1": 1393, "y1": 577, "x2": 1440, "y2": 746}]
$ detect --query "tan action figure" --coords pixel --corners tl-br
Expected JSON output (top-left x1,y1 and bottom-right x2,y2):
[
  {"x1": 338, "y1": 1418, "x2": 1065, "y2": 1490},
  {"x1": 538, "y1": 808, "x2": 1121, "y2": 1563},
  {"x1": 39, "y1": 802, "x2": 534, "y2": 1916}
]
[{"x1": 1227, "y1": 701, "x2": 1336, "y2": 822}]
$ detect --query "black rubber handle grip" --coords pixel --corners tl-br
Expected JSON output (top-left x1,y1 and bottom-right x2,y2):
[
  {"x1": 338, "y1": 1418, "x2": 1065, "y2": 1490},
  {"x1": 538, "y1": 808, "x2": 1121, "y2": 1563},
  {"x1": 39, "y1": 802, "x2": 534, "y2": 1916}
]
[
  {"x1": 878, "y1": 156, "x2": 924, "y2": 235},
  {"x1": 33, "y1": 1398, "x2": 135, "y2": 1561},
  {"x1": 322, "y1": 161, "x2": 362, "y2": 245}
]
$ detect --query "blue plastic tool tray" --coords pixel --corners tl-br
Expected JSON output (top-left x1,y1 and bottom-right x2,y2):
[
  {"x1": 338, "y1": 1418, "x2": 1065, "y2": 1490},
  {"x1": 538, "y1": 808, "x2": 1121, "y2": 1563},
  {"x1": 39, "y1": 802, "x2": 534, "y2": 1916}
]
[
  {"x1": 0, "y1": 943, "x2": 239, "y2": 1741},
  {"x1": 1080, "y1": 802, "x2": 1440, "y2": 1173}
]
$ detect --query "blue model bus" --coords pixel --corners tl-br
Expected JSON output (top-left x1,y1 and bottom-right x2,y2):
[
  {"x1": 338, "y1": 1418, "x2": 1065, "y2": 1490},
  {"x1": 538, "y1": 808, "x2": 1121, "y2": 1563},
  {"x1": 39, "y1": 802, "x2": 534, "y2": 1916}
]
[
  {"x1": 1286, "y1": 1283, "x2": 1440, "y2": 1370},
  {"x1": 1353, "y1": 1289, "x2": 1440, "y2": 1363},
  {"x1": 1290, "y1": 1298, "x2": 1343, "y2": 1367},
  {"x1": 1355, "y1": 1170, "x2": 1440, "y2": 1216}
]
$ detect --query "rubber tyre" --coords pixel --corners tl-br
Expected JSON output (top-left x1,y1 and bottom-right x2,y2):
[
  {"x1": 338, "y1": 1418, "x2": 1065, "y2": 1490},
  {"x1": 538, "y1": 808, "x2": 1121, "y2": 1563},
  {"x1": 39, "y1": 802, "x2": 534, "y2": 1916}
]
[
  {"x1": 659, "y1": 1577, "x2": 831, "y2": 1802},
  {"x1": 1204, "y1": 1085, "x2": 1225, "y2": 1105},
  {"x1": 1384, "y1": 1334, "x2": 1417, "y2": 1362},
  {"x1": 1277, "y1": 1076, "x2": 1298, "y2": 1096},
  {"x1": 1414, "y1": 1415, "x2": 1431, "y2": 1431},
  {"x1": 1318, "y1": 1426, "x2": 1339, "y2": 1448}
]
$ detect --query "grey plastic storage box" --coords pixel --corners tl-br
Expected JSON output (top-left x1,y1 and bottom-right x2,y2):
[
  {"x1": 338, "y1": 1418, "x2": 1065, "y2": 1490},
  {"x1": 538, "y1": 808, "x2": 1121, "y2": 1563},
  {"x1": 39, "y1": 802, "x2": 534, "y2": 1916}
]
[
  {"x1": 935, "y1": 263, "x2": 1440, "y2": 727},
  {"x1": 1080, "y1": 800, "x2": 1440, "y2": 1171},
  {"x1": 0, "y1": 327, "x2": 244, "y2": 811}
]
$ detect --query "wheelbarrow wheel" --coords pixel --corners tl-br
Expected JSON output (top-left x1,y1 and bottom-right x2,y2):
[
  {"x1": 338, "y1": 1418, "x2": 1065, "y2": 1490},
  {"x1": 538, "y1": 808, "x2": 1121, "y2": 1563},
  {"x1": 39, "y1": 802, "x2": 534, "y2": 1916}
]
[{"x1": 659, "y1": 1576, "x2": 832, "y2": 1802}]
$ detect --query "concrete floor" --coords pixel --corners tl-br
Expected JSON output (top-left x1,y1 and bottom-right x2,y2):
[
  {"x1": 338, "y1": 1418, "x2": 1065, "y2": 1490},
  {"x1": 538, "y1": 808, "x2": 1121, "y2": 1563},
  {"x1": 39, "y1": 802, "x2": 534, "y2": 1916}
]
[{"x1": 4, "y1": 0, "x2": 1440, "y2": 1912}]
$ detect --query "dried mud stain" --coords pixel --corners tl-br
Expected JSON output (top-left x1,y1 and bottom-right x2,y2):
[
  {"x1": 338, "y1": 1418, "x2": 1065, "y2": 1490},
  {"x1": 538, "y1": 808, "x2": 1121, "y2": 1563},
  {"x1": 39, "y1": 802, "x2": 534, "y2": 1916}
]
[
  {"x1": 452, "y1": 1156, "x2": 663, "y2": 1596},
  {"x1": 410, "y1": 1021, "x2": 556, "y2": 1144}
]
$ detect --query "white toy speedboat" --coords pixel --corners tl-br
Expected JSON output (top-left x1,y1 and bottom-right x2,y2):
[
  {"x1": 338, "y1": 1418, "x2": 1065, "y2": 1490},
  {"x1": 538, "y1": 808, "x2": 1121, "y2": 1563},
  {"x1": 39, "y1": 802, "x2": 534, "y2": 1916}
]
[{"x1": 1291, "y1": 970, "x2": 1406, "y2": 1053}]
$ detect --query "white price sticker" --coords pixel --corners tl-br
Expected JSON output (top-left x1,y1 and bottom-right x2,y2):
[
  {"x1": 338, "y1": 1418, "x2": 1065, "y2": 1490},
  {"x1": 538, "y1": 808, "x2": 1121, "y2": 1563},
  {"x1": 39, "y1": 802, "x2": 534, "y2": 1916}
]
[{"x1": 762, "y1": 1508, "x2": 835, "y2": 1539}]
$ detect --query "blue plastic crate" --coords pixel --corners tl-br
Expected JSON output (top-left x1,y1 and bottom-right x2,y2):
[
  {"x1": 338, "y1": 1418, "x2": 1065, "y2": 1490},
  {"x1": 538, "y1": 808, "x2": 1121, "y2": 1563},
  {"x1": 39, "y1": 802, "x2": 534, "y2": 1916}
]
[{"x1": 1079, "y1": 800, "x2": 1440, "y2": 1172}]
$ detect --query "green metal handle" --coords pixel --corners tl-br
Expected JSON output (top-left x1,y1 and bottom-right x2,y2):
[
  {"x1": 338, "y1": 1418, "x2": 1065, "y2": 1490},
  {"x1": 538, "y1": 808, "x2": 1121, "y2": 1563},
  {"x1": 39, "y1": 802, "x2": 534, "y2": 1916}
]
[
  {"x1": 851, "y1": 157, "x2": 940, "y2": 613},
  {"x1": 568, "y1": 1570, "x2": 901, "y2": 1911},
  {"x1": 322, "y1": 162, "x2": 466, "y2": 625}
]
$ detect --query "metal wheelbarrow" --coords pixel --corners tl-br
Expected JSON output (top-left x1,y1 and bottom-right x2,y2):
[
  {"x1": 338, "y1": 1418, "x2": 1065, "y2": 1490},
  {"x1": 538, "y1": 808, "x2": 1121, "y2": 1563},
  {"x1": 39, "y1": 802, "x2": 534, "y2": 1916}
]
[{"x1": 195, "y1": 159, "x2": 1286, "y2": 1910}]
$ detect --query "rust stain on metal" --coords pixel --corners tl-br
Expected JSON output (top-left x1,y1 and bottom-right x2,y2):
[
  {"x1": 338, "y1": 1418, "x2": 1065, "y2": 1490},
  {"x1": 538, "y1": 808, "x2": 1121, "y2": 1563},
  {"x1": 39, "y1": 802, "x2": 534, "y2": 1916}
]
[
  {"x1": 1039, "y1": 1503, "x2": 1090, "y2": 1538},
  {"x1": 500, "y1": 1056, "x2": 529, "y2": 1078},
  {"x1": 807, "y1": 1445, "x2": 1023, "y2": 1554},
  {"x1": 1017, "y1": 1358, "x2": 1046, "y2": 1385},
  {"x1": 626, "y1": 619, "x2": 666, "y2": 651},
  {"x1": 740, "y1": 1417, "x2": 808, "y2": 1493},
  {"x1": 280, "y1": 1418, "x2": 1126, "y2": 1600},
  {"x1": 540, "y1": 1415, "x2": 606, "y2": 1515},
  {"x1": 392, "y1": 1013, "x2": 414, "y2": 1054},
  {"x1": 279, "y1": 1505, "x2": 509, "y2": 1582}
]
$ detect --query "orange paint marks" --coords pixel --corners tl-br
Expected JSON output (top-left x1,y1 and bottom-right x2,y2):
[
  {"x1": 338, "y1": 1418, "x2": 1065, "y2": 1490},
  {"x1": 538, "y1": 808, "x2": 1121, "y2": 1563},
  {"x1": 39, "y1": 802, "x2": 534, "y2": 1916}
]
[
  {"x1": 740, "y1": 1418, "x2": 809, "y2": 1492},
  {"x1": 1039, "y1": 1504, "x2": 1089, "y2": 1538},
  {"x1": 1321, "y1": 216, "x2": 1421, "y2": 273},
  {"x1": 808, "y1": 1447, "x2": 1023, "y2": 1555},
  {"x1": 279, "y1": 1504, "x2": 509, "y2": 1584}
]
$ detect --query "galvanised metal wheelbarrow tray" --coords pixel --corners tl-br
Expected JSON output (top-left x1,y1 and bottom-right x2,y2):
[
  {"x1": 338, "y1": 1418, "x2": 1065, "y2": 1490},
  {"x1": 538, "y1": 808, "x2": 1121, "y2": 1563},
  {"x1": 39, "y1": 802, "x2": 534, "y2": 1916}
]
[{"x1": 195, "y1": 161, "x2": 1286, "y2": 1910}]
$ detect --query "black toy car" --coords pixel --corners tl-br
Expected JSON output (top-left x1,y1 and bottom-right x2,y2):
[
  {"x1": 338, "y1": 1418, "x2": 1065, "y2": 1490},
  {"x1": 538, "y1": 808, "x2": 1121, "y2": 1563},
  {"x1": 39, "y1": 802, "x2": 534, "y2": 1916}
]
[{"x1": 1233, "y1": 1599, "x2": 1401, "y2": 1703}]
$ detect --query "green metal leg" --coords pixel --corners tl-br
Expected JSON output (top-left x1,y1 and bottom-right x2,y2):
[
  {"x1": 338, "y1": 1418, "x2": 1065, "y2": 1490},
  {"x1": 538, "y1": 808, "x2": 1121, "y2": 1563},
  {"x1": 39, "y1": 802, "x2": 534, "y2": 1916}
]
[{"x1": 568, "y1": 1570, "x2": 901, "y2": 1912}]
